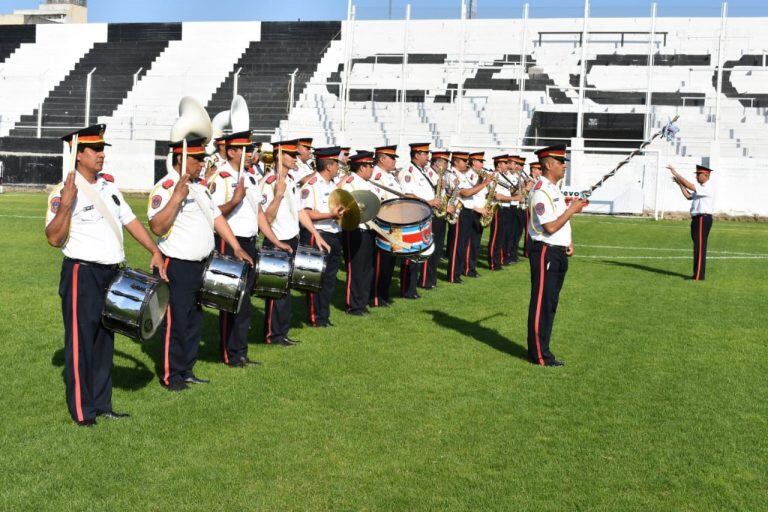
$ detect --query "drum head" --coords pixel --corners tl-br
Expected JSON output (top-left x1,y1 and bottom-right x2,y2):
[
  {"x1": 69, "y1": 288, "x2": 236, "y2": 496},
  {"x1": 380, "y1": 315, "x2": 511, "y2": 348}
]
[
  {"x1": 140, "y1": 282, "x2": 169, "y2": 340},
  {"x1": 377, "y1": 199, "x2": 431, "y2": 226}
]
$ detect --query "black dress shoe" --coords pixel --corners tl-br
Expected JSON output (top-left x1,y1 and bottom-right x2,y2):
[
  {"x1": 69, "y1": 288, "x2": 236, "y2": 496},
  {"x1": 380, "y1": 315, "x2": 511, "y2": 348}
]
[
  {"x1": 98, "y1": 411, "x2": 130, "y2": 420},
  {"x1": 451, "y1": 279, "x2": 464, "y2": 284},
  {"x1": 75, "y1": 418, "x2": 97, "y2": 427},
  {"x1": 184, "y1": 375, "x2": 210, "y2": 384},
  {"x1": 273, "y1": 337, "x2": 296, "y2": 346},
  {"x1": 371, "y1": 299, "x2": 391, "y2": 308},
  {"x1": 164, "y1": 381, "x2": 189, "y2": 392},
  {"x1": 421, "y1": 285, "x2": 435, "y2": 290},
  {"x1": 466, "y1": 272, "x2": 480, "y2": 278},
  {"x1": 227, "y1": 359, "x2": 246, "y2": 368},
  {"x1": 285, "y1": 336, "x2": 301, "y2": 344},
  {"x1": 347, "y1": 309, "x2": 365, "y2": 316},
  {"x1": 240, "y1": 356, "x2": 261, "y2": 366},
  {"x1": 362, "y1": 306, "x2": 371, "y2": 315},
  {"x1": 545, "y1": 360, "x2": 566, "y2": 367},
  {"x1": 489, "y1": 267, "x2": 503, "y2": 271}
]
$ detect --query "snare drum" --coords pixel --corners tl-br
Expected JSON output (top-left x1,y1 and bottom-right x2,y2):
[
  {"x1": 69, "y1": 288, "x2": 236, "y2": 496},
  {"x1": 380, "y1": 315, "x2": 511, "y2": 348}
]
[
  {"x1": 290, "y1": 245, "x2": 327, "y2": 293},
  {"x1": 200, "y1": 252, "x2": 250, "y2": 313},
  {"x1": 102, "y1": 268, "x2": 169, "y2": 342},
  {"x1": 373, "y1": 198, "x2": 433, "y2": 257},
  {"x1": 407, "y1": 242, "x2": 435, "y2": 263},
  {"x1": 252, "y1": 249, "x2": 292, "y2": 299}
]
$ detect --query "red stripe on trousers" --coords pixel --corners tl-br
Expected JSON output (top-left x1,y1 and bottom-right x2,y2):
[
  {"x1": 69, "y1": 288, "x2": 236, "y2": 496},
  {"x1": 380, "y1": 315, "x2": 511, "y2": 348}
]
[
  {"x1": 162, "y1": 258, "x2": 172, "y2": 384},
  {"x1": 71, "y1": 263, "x2": 84, "y2": 422},
  {"x1": 309, "y1": 235, "x2": 317, "y2": 324},
  {"x1": 489, "y1": 210, "x2": 499, "y2": 269},
  {"x1": 464, "y1": 240, "x2": 471, "y2": 276},
  {"x1": 533, "y1": 246, "x2": 547, "y2": 366},
  {"x1": 373, "y1": 251, "x2": 380, "y2": 306},
  {"x1": 421, "y1": 260, "x2": 428, "y2": 287},
  {"x1": 695, "y1": 216, "x2": 703, "y2": 281},
  {"x1": 449, "y1": 222, "x2": 460, "y2": 282},
  {"x1": 265, "y1": 299, "x2": 274, "y2": 343}
]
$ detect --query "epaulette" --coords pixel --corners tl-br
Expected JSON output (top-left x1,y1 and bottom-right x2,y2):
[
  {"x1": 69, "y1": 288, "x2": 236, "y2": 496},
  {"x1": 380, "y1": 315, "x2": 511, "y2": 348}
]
[
  {"x1": 374, "y1": 172, "x2": 381, "y2": 180},
  {"x1": 162, "y1": 179, "x2": 175, "y2": 189},
  {"x1": 265, "y1": 175, "x2": 276, "y2": 185},
  {"x1": 345, "y1": 176, "x2": 354, "y2": 184},
  {"x1": 408, "y1": 166, "x2": 413, "y2": 173},
  {"x1": 99, "y1": 173, "x2": 114, "y2": 183},
  {"x1": 219, "y1": 171, "x2": 231, "y2": 179},
  {"x1": 534, "y1": 181, "x2": 543, "y2": 190},
  {"x1": 198, "y1": 179, "x2": 207, "y2": 187},
  {"x1": 308, "y1": 175, "x2": 318, "y2": 185}
]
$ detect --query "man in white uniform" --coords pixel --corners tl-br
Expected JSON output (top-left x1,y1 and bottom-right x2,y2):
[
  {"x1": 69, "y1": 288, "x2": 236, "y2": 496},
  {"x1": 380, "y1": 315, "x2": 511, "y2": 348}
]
[
  {"x1": 527, "y1": 145, "x2": 586, "y2": 367},
  {"x1": 208, "y1": 131, "x2": 289, "y2": 367},
  {"x1": 669, "y1": 164, "x2": 716, "y2": 281},
  {"x1": 292, "y1": 137, "x2": 316, "y2": 185},
  {"x1": 45, "y1": 124, "x2": 167, "y2": 425},
  {"x1": 148, "y1": 137, "x2": 253, "y2": 390}
]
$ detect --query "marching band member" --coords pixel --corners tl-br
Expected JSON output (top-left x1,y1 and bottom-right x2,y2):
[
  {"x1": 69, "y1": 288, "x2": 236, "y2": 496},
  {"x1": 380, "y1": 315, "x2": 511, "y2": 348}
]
[
  {"x1": 446, "y1": 152, "x2": 472, "y2": 283},
  {"x1": 397, "y1": 142, "x2": 437, "y2": 299},
  {"x1": 522, "y1": 161, "x2": 542, "y2": 258},
  {"x1": 299, "y1": 146, "x2": 346, "y2": 327},
  {"x1": 293, "y1": 137, "x2": 316, "y2": 185},
  {"x1": 148, "y1": 136, "x2": 253, "y2": 391},
  {"x1": 46, "y1": 124, "x2": 166, "y2": 426},
  {"x1": 340, "y1": 151, "x2": 377, "y2": 315},
  {"x1": 669, "y1": 163, "x2": 716, "y2": 281},
  {"x1": 527, "y1": 145, "x2": 587, "y2": 367},
  {"x1": 260, "y1": 139, "x2": 330, "y2": 345},
  {"x1": 369, "y1": 145, "x2": 403, "y2": 307},
  {"x1": 419, "y1": 150, "x2": 451, "y2": 289},
  {"x1": 208, "y1": 131, "x2": 289, "y2": 367},
  {"x1": 506, "y1": 155, "x2": 527, "y2": 263},
  {"x1": 247, "y1": 142, "x2": 266, "y2": 181},
  {"x1": 487, "y1": 154, "x2": 514, "y2": 271},
  {"x1": 465, "y1": 151, "x2": 489, "y2": 278}
]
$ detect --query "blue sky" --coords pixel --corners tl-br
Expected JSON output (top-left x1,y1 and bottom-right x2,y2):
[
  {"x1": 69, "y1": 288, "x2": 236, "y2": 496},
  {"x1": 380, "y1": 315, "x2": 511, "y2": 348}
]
[{"x1": 0, "y1": 0, "x2": 766, "y2": 22}]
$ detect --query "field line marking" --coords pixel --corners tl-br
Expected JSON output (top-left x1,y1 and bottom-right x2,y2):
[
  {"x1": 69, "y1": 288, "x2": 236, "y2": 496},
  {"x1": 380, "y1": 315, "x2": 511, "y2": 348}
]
[
  {"x1": 0, "y1": 214, "x2": 45, "y2": 219},
  {"x1": 578, "y1": 244, "x2": 768, "y2": 256},
  {"x1": 577, "y1": 255, "x2": 768, "y2": 260}
]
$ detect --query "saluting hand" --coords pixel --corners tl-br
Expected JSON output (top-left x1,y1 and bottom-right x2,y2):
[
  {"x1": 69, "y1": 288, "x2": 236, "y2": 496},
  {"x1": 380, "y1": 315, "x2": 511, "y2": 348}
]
[
  {"x1": 275, "y1": 172, "x2": 287, "y2": 197},
  {"x1": 232, "y1": 176, "x2": 247, "y2": 205},
  {"x1": 60, "y1": 171, "x2": 78, "y2": 209},
  {"x1": 171, "y1": 174, "x2": 191, "y2": 203}
]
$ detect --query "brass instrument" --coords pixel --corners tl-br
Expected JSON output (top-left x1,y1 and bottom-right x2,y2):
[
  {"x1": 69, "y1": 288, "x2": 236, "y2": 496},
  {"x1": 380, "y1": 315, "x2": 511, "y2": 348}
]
[
  {"x1": 445, "y1": 180, "x2": 463, "y2": 225},
  {"x1": 260, "y1": 151, "x2": 275, "y2": 174},
  {"x1": 477, "y1": 168, "x2": 499, "y2": 228},
  {"x1": 433, "y1": 168, "x2": 448, "y2": 218}
]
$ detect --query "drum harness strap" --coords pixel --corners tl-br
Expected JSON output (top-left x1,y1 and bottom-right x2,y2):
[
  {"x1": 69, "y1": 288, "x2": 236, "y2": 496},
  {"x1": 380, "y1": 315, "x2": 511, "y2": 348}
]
[{"x1": 73, "y1": 172, "x2": 126, "y2": 267}]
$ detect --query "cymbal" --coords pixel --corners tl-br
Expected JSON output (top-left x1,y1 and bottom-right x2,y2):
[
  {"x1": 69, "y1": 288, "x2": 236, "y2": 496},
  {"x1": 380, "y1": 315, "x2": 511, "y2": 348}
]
[
  {"x1": 329, "y1": 189, "x2": 360, "y2": 231},
  {"x1": 350, "y1": 190, "x2": 381, "y2": 224}
]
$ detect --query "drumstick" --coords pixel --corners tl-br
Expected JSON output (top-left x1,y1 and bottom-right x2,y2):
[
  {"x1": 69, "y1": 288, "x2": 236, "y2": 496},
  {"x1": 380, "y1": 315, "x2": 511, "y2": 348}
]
[
  {"x1": 368, "y1": 222, "x2": 413, "y2": 252},
  {"x1": 69, "y1": 134, "x2": 79, "y2": 172},
  {"x1": 181, "y1": 139, "x2": 188, "y2": 176}
]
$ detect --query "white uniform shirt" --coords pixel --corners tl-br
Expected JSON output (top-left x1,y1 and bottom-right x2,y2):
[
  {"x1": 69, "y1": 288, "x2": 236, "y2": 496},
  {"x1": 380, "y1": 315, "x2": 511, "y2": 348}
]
[
  {"x1": 292, "y1": 159, "x2": 315, "y2": 183},
  {"x1": 495, "y1": 172, "x2": 513, "y2": 207},
  {"x1": 260, "y1": 171, "x2": 300, "y2": 240},
  {"x1": 46, "y1": 172, "x2": 136, "y2": 265},
  {"x1": 398, "y1": 163, "x2": 436, "y2": 202},
  {"x1": 456, "y1": 170, "x2": 478, "y2": 209},
  {"x1": 528, "y1": 177, "x2": 572, "y2": 247},
  {"x1": 690, "y1": 180, "x2": 715, "y2": 215},
  {"x1": 147, "y1": 171, "x2": 221, "y2": 261},
  {"x1": 340, "y1": 172, "x2": 376, "y2": 231},
  {"x1": 370, "y1": 166, "x2": 403, "y2": 202},
  {"x1": 208, "y1": 160, "x2": 261, "y2": 238},
  {"x1": 300, "y1": 172, "x2": 340, "y2": 234},
  {"x1": 471, "y1": 169, "x2": 489, "y2": 205},
  {"x1": 506, "y1": 172, "x2": 521, "y2": 206}
]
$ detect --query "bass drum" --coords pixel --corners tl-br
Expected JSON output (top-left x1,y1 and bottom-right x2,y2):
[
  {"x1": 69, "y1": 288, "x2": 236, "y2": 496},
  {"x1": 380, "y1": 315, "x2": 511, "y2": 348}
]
[
  {"x1": 373, "y1": 198, "x2": 433, "y2": 258},
  {"x1": 200, "y1": 252, "x2": 250, "y2": 313},
  {"x1": 290, "y1": 245, "x2": 327, "y2": 293},
  {"x1": 102, "y1": 268, "x2": 169, "y2": 342},
  {"x1": 253, "y1": 249, "x2": 292, "y2": 299}
]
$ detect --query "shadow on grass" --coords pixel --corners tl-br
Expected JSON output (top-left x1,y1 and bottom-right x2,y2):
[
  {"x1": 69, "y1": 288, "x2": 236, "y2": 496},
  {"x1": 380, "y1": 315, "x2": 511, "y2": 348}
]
[
  {"x1": 52, "y1": 347, "x2": 154, "y2": 391},
  {"x1": 600, "y1": 260, "x2": 690, "y2": 279},
  {"x1": 426, "y1": 310, "x2": 529, "y2": 361}
]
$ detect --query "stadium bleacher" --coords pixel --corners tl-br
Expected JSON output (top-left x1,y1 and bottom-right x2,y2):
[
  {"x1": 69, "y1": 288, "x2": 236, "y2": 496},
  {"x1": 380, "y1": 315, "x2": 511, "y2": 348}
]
[{"x1": 0, "y1": 17, "x2": 765, "y2": 215}]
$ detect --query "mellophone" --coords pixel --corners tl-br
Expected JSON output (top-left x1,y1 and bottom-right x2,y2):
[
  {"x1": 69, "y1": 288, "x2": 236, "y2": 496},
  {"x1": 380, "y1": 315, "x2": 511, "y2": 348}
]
[{"x1": 100, "y1": 245, "x2": 327, "y2": 342}]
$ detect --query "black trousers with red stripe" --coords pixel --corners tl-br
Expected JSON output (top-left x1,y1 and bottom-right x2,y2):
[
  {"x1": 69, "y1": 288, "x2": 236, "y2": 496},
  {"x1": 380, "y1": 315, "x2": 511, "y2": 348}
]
[
  {"x1": 487, "y1": 207, "x2": 508, "y2": 270},
  {"x1": 419, "y1": 216, "x2": 446, "y2": 288},
  {"x1": 446, "y1": 208, "x2": 473, "y2": 282},
  {"x1": 59, "y1": 259, "x2": 118, "y2": 422},
  {"x1": 522, "y1": 209, "x2": 532, "y2": 258},
  {"x1": 527, "y1": 242, "x2": 568, "y2": 366},
  {"x1": 301, "y1": 229, "x2": 342, "y2": 325},
  {"x1": 342, "y1": 229, "x2": 374, "y2": 313},
  {"x1": 371, "y1": 246, "x2": 396, "y2": 306},
  {"x1": 508, "y1": 207, "x2": 526, "y2": 262},
  {"x1": 467, "y1": 211, "x2": 483, "y2": 275},
  {"x1": 263, "y1": 236, "x2": 299, "y2": 342},
  {"x1": 691, "y1": 214, "x2": 713, "y2": 281},
  {"x1": 159, "y1": 256, "x2": 206, "y2": 386},
  {"x1": 215, "y1": 235, "x2": 257, "y2": 363},
  {"x1": 400, "y1": 258, "x2": 419, "y2": 297}
]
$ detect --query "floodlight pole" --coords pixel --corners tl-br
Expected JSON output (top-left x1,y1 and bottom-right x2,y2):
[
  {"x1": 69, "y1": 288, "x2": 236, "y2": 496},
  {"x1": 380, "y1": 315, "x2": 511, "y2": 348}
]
[
  {"x1": 84, "y1": 67, "x2": 96, "y2": 127},
  {"x1": 516, "y1": 3, "x2": 529, "y2": 147},
  {"x1": 714, "y1": 2, "x2": 728, "y2": 142},
  {"x1": 455, "y1": 0, "x2": 467, "y2": 139},
  {"x1": 398, "y1": 4, "x2": 411, "y2": 148},
  {"x1": 644, "y1": 3, "x2": 657, "y2": 140},
  {"x1": 575, "y1": 0, "x2": 589, "y2": 138}
]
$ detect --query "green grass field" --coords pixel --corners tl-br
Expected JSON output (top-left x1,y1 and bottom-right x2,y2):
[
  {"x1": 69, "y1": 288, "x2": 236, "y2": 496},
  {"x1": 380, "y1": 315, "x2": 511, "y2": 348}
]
[{"x1": 1, "y1": 192, "x2": 766, "y2": 511}]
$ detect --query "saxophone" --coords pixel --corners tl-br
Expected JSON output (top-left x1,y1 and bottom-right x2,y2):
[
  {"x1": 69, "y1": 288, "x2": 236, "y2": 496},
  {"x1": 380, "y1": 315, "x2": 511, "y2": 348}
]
[
  {"x1": 478, "y1": 169, "x2": 499, "y2": 228},
  {"x1": 445, "y1": 182, "x2": 463, "y2": 224},
  {"x1": 433, "y1": 168, "x2": 448, "y2": 218}
]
